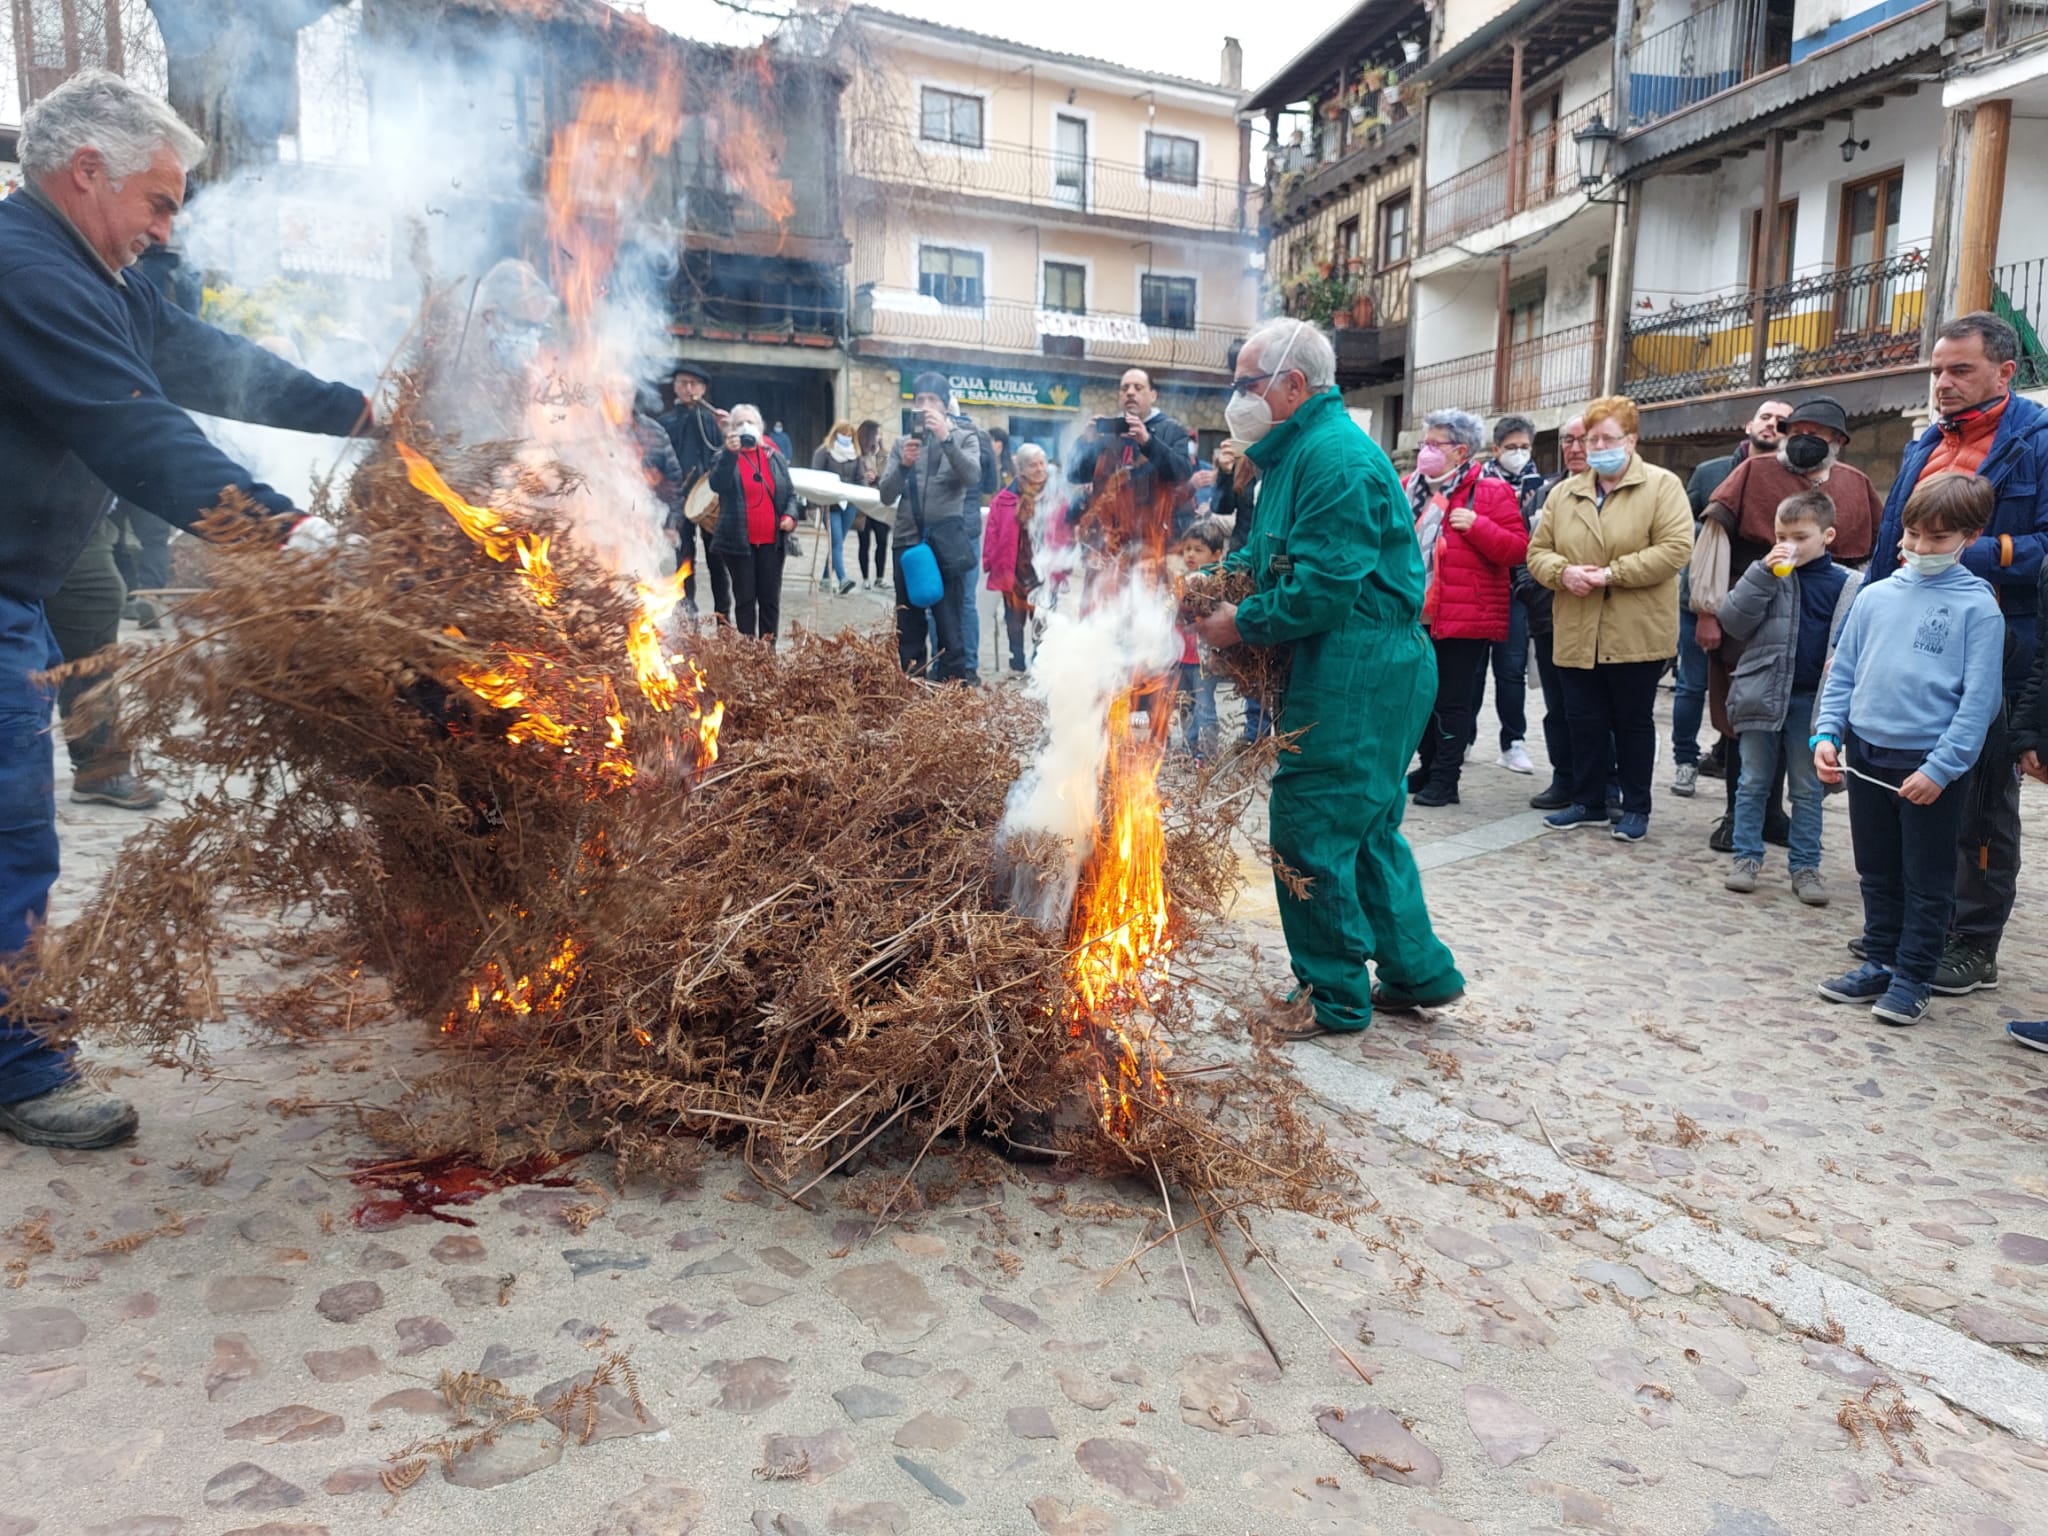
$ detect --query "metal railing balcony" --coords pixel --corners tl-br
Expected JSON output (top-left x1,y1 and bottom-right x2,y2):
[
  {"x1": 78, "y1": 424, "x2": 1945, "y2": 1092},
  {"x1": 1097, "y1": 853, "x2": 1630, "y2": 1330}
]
[
  {"x1": 1422, "y1": 96, "x2": 1610, "y2": 255},
  {"x1": 845, "y1": 123, "x2": 1255, "y2": 236},
  {"x1": 1406, "y1": 320, "x2": 1601, "y2": 425},
  {"x1": 671, "y1": 291, "x2": 846, "y2": 346},
  {"x1": 1623, "y1": 0, "x2": 1782, "y2": 132},
  {"x1": 1992, "y1": 254, "x2": 2048, "y2": 389},
  {"x1": 1621, "y1": 249, "x2": 1927, "y2": 400},
  {"x1": 850, "y1": 287, "x2": 1240, "y2": 374}
]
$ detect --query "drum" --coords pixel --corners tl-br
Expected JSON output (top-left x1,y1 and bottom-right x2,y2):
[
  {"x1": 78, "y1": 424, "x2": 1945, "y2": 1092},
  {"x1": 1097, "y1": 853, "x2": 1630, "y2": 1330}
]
[{"x1": 683, "y1": 476, "x2": 720, "y2": 532}]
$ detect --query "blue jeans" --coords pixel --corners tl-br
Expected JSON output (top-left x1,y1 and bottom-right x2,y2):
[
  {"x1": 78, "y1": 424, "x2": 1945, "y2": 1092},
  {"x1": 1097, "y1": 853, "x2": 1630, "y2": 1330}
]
[
  {"x1": 1180, "y1": 661, "x2": 1219, "y2": 753},
  {"x1": 1734, "y1": 694, "x2": 1822, "y2": 868},
  {"x1": 826, "y1": 505, "x2": 851, "y2": 584},
  {"x1": 1673, "y1": 597, "x2": 1707, "y2": 767},
  {"x1": 0, "y1": 596, "x2": 67, "y2": 1103},
  {"x1": 1846, "y1": 731, "x2": 1969, "y2": 987},
  {"x1": 1243, "y1": 693, "x2": 1270, "y2": 743}
]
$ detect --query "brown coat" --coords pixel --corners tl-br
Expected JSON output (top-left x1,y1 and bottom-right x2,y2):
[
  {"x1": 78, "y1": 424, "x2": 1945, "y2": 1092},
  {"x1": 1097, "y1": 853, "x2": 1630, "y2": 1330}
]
[{"x1": 1526, "y1": 456, "x2": 1695, "y2": 669}]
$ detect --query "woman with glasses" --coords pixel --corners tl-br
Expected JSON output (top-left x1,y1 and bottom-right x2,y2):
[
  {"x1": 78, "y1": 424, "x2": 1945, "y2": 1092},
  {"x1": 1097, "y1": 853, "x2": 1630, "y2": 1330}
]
[{"x1": 1525, "y1": 396, "x2": 1694, "y2": 842}]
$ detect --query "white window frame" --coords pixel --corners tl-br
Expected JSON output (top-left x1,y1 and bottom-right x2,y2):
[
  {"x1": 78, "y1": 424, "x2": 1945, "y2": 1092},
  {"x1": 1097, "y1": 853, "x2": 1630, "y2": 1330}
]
[
  {"x1": 913, "y1": 237, "x2": 994, "y2": 314},
  {"x1": 911, "y1": 77, "x2": 993, "y2": 162},
  {"x1": 1135, "y1": 125, "x2": 1206, "y2": 199},
  {"x1": 1135, "y1": 268, "x2": 1200, "y2": 333},
  {"x1": 1047, "y1": 102, "x2": 1098, "y2": 212}
]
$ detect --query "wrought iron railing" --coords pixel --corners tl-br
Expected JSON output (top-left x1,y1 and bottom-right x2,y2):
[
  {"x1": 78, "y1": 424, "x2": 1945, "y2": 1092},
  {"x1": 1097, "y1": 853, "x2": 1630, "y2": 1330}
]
[
  {"x1": 1992, "y1": 0, "x2": 2048, "y2": 51},
  {"x1": 1422, "y1": 95, "x2": 1610, "y2": 253},
  {"x1": 1505, "y1": 321, "x2": 1601, "y2": 413},
  {"x1": 1621, "y1": 288, "x2": 1759, "y2": 402},
  {"x1": 1407, "y1": 320, "x2": 1602, "y2": 425},
  {"x1": 1993, "y1": 255, "x2": 2048, "y2": 389},
  {"x1": 1624, "y1": 0, "x2": 1775, "y2": 131},
  {"x1": 1621, "y1": 248, "x2": 1927, "y2": 398},
  {"x1": 846, "y1": 124, "x2": 1255, "y2": 235},
  {"x1": 1409, "y1": 350, "x2": 1498, "y2": 425},
  {"x1": 850, "y1": 287, "x2": 1240, "y2": 374}
]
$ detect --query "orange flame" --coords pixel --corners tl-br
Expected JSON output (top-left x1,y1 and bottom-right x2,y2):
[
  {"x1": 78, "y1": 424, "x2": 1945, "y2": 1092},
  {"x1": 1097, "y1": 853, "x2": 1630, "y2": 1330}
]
[
  {"x1": 545, "y1": 71, "x2": 685, "y2": 327},
  {"x1": 1064, "y1": 694, "x2": 1174, "y2": 1137},
  {"x1": 398, "y1": 442, "x2": 558, "y2": 608},
  {"x1": 446, "y1": 933, "x2": 582, "y2": 1033}
]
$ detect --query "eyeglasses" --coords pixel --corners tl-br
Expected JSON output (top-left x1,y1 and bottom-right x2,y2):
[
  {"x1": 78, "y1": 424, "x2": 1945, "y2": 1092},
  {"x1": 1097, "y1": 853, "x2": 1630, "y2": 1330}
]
[
  {"x1": 1230, "y1": 372, "x2": 1275, "y2": 396},
  {"x1": 1585, "y1": 433, "x2": 1631, "y2": 449}
]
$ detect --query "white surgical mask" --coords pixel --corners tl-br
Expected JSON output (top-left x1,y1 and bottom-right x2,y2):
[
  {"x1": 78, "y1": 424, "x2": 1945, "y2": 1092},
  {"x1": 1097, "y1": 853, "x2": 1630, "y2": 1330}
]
[
  {"x1": 1225, "y1": 390, "x2": 1275, "y2": 444},
  {"x1": 1497, "y1": 448, "x2": 1531, "y2": 476},
  {"x1": 1903, "y1": 549, "x2": 1961, "y2": 577}
]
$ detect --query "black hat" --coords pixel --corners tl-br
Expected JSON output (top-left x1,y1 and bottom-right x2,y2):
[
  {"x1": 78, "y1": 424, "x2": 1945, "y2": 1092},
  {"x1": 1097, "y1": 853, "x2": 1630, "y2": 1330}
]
[
  {"x1": 672, "y1": 362, "x2": 712, "y2": 386},
  {"x1": 1786, "y1": 395, "x2": 1849, "y2": 438},
  {"x1": 911, "y1": 371, "x2": 953, "y2": 404}
]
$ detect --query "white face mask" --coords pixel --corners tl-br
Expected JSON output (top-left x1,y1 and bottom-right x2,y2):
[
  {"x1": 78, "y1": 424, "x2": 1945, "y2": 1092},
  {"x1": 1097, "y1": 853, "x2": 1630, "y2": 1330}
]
[
  {"x1": 1225, "y1": 390, "x2": 1274, "y2": 444},
  {"x1": 1497, "y1": 448, "x2": 1532, "y2": 477},
  {"x1": 1225, "y1": 331, "x2": 1303, "y2": 445},
  {"x1": 1903, "y1": 549, "x2": 1961, "y2": 577}
]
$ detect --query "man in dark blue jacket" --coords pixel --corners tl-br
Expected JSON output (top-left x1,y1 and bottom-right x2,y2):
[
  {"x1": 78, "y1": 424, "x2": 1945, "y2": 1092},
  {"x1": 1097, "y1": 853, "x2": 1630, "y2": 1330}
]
[
  {"x1": 0, "y1": 72, "x2": 371, "y2": 1150},
  {"x1": 1863, "y1": 312, "x2": 2048, "y2": 998}
]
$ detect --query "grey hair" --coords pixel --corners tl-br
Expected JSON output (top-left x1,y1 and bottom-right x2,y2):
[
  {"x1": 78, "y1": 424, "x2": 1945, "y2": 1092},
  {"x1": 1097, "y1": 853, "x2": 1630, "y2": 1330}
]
[
  {"x1": 1492, "y1": 413, "x2": 1536, "y2": 446},
  {"x1": 1014, "y1": 442, "x2": 1048, "y2": 470},
  {"x1": 19, "y1": 69, "x2": 206, "y2": 183},
  {"x1": 1423, "y1": 408, "x2": 1486, "y2": 454},
  {"x1": 727, "y1": 403, "x2": 765, "y2": 431},
  {"x1": 1242, "y1": 318, "x2": 1336, "y2": 391}
]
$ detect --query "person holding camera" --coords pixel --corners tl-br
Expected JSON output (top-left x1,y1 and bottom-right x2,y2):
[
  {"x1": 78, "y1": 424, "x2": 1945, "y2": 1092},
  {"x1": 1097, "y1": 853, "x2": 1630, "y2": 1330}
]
[
  {"x1": 708, "y1": 403, "x2": 797, "y2": 646},
  {"x1": 879, "y1": 373, "x2": 982, "y2": 683},
  {"x1": 1067, "y1": 368, "x2": 1195, "y2": 538}
]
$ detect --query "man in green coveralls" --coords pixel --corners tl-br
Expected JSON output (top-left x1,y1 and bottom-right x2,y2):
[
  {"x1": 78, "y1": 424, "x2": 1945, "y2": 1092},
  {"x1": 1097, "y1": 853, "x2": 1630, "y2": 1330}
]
[{"x1": 1196, "y1": 319, "x2": 1464, "y2": 1034}]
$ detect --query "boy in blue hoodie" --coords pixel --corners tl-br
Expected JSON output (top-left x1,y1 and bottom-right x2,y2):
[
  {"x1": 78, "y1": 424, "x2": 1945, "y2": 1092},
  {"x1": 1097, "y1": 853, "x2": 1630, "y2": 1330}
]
[{"x1": 1813, "y1": 473, "x2": 2006, "y2": 1026}]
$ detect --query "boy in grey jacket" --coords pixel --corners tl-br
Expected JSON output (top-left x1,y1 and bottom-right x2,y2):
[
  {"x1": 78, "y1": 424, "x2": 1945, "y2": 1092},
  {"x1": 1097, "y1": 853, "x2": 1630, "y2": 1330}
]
[{"x1": 1717, "y1": 489, "x2": 1859, "y2": 903}]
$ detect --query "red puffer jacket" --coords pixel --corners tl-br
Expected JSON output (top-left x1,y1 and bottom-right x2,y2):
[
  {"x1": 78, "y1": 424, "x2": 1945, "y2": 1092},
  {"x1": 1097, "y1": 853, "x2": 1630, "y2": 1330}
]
[{"x1": 1424, "y1": 465, "x2": 1529, "y2": 642}]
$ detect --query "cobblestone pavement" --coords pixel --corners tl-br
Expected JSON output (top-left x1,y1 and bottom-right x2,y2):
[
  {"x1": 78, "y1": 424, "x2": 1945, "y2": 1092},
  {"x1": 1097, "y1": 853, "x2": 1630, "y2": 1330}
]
[{"x1": 2, "y1": 570, "x2": 2046, "y2": 1535}]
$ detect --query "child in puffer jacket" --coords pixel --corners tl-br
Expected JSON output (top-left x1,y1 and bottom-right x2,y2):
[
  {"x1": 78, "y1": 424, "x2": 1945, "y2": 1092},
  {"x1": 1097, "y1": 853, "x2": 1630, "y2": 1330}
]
[{"x1": 1716, "y1": 489, "x2": 1859, "y2": 903}]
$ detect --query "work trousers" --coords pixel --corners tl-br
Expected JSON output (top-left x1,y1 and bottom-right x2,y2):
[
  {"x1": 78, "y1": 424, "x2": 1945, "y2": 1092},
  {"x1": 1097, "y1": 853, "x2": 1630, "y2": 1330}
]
[
  {"x1": 0, "y1": 594, "x2": 68, "y2": 1103},
  {"x1": 1952, "y1": 755, "x2": 2023, "y2": 955},
  {"x1": 1268, "y1": 623, "x2": 1463, "y2": 1031},
  {"x1": 717, "y1": 542, "x2": 784, "y2": 642},
  {"x1": 110, "y1": 502, "x2": 174, "y2": 593},
  {"x1": 44, "y1": 521, "x2": 127, "y2": 780},
  {"x1": 1559, "y1": 659, "x2": 1663, "y2": 818}
]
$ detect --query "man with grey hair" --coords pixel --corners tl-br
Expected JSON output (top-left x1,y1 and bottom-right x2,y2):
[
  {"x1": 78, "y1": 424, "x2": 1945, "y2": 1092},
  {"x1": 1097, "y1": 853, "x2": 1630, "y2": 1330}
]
[
  {"x1": 1195, "y1": 318, "x2": 1463, "y2": 1036},
  {"x1": 0, "y1": 70, "x2": 374, "y2": 1150}
]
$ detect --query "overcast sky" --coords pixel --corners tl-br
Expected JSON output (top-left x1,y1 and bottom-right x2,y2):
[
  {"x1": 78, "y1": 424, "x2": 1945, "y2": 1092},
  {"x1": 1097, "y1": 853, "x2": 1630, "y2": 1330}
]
[{"x1": 641, "y1": 0, "x2": 1328, "y2": 100}]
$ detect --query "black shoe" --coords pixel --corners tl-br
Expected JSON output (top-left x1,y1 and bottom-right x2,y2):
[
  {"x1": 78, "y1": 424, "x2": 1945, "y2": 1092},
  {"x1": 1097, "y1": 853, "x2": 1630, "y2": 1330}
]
[
  {"x1": 1529, "y1": 780, "x2": 1572, "y2": 811},
  {"x1": 1412, "y1": 781, "x2": 1459, "y2": 808},
  {"x1": 1707, "y1": 816, "x2": 1735, "y2": 854},
  {"x1": 1762, "y1": 814, "x2": 1792, "y2": 848},
  {"x1": 1408, "y1": 767, "x2": 1430, "y2": 794},
  {"x1": 1698, "y1": 741, "x2": 1729, "y2": 780}
]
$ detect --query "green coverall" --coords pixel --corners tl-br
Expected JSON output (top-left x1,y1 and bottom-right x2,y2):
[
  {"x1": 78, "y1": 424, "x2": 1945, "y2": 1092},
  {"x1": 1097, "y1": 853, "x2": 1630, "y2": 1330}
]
[{"x1": 1224, "y1": 387, "x2": 1462, "y2": 1030}]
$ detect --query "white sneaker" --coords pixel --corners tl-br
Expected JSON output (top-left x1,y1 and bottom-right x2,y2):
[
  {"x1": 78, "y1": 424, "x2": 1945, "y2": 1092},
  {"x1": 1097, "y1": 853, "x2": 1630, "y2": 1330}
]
[{"x1": 1497, "y1": 741, "x2": 1535, "y2": 775}]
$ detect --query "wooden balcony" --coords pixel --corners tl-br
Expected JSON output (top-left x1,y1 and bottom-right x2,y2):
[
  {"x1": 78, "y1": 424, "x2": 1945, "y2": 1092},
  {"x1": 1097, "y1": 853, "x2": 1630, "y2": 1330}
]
[{"x1": 1421, "y1": 96, "x2": 1609, "y2": 255}]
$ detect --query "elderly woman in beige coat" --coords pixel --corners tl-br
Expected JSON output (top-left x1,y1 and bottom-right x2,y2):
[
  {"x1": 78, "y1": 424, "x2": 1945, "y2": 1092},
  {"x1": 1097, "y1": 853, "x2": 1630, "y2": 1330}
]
[{"x1": 1526, "y1": 394, "x2": 1694, "y2": 843}]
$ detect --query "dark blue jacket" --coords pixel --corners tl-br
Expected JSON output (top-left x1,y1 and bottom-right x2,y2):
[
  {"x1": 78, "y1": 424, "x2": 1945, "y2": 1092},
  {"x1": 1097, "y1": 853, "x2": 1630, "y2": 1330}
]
[
  {"x1": 0, "y1": 188, "x2": 367, "y2": 602},
  {"x1": 1868, "y1": 390, "x2": 2048, "y2": 697}
]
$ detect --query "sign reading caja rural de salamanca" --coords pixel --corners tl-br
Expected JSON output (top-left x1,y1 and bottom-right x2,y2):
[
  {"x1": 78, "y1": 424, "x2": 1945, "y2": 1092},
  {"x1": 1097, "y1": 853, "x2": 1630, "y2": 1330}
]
[{"x1": 895, "y1": 366, "x2": 1086, "y2": 413}]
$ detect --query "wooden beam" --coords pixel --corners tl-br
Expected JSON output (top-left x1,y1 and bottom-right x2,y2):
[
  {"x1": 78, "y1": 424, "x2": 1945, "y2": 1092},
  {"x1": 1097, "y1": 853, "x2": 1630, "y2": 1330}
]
[
  {"x1": 1493, "y1": 252, "x2": 1513, "y2": 413},
  {"x1": 1749, "y1": 129, "x2": 1784, "y2": 389},
  {"x1": 1955, "y1": 98, "x2": 2011, "y2": 315},
  {"x1": 1507, "y1": 39, "x2": 1527, "y2": 219}
]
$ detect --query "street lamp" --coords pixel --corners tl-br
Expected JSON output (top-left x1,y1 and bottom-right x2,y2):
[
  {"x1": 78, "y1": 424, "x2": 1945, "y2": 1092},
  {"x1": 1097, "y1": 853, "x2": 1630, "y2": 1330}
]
[
  {"x1": 1839, "y1": 119, "x2": 1870, "y2": 163},
  {"x1": 1572, "y1": 112, "x2": 1623, "y2": 203}
]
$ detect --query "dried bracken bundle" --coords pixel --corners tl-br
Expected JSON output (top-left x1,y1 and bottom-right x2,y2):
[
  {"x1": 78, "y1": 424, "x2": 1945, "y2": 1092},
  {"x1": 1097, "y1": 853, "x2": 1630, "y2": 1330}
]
[
  {"x1": 17, "y1": 315, "x2": 1353, "y2": 1222},
  {"x1": 1177, "y1": 566, "x2": 1291, "y2": 718}
]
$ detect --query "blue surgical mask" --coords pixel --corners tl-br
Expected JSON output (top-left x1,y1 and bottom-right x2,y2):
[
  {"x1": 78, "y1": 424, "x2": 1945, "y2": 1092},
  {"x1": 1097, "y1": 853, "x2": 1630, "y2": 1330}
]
[
  {"x1": 1903, "y1": 549, "x2": 1961, "y2": 577},
  {"x1": 1587, "y1": 448, "x2": 1630, "y2": 476}
]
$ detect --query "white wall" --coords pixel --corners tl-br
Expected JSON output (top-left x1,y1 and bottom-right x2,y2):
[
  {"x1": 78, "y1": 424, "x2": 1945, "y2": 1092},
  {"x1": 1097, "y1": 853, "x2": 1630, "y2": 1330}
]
[
  {"x1": 1630, "y1": 88, "x2": 1940, "y2": 307},
  {"x1": 1426, "y1": 91, "x2": 1510, "y2": 180},
  {"x1": 1411, "y1": 266, "x2": 1504, "y2": 364},
  {"x1": 1441, "y1": 0, "x2": 1523, "y2": 53},
  {"x1": 1997, "y1": 115, "x2": 2048, "y2": 269},
  {"x1": 1559, "y1": 48, "x2": 1614, "y2": 117}
]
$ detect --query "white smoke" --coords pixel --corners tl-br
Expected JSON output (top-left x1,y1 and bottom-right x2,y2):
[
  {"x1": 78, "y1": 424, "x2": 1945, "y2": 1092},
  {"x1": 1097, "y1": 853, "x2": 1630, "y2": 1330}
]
[
  {"x1": 168, "y1": 1, "x2": 681, "y2": 583},
  {"x1": 997, "y1": 494, "x2": 1180, "y2": 927}
]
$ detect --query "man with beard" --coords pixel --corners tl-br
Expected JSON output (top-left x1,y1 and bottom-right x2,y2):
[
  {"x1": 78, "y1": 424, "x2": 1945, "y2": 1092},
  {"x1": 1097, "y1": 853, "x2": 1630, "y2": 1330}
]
[
  {"x1": 1677, "y1": 401, "x2": 1790, "y2": 795},
  {"x1": 1693, "y1": 397, "x2": 1879, "y2": 851},
  {"x1": 1861, "y1": 312, "x2": 2048, "y2": 999}
]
